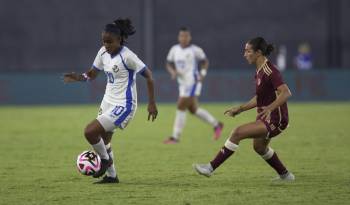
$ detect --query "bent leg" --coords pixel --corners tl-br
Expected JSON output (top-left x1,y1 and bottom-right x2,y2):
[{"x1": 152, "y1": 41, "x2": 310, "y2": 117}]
[
  {"x1": 229, "y1": 121, "x2": 268, "y2": 144},
  {"x1": 84, "y1": 119, "x2": 106, "y2": 144},
  {"x1": 84, "y1": 119, "x2": 109, "y2": 160},
  {"x1": 253, "y1": 138, "x2": 270, "y2": 155},
  {"x1": 210, "y1": 121, "x2": 267, "y2": 170},
  {"x1": 188, "y1": 97, "x2": 223, "y2": 140},
  {"x1": 101, "y1": 131, "x2": 113, "y2": 145},
  {"x1": 253, "y1": 138, "x2": 288, "y2": 175},
  {"x1": 189, "y1": 97, "x2": 219, "y2": 127}
]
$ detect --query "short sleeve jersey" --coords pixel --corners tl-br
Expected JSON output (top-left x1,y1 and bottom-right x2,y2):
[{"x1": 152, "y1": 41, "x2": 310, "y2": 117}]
[
  {"x1": 92, "y1": 46, "x2": 146, "y2": 108},
  {"x1": 255, "y1": 61, "x2": 289, "y2": 125},
  {"x1": 166, "y1": 44, "x2": 206, "y2": 85}
]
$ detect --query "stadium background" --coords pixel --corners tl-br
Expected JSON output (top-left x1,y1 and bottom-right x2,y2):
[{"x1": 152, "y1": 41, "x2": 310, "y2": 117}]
[{"x1": 0, "y1": 0, "x2": 349, "y2": 104}]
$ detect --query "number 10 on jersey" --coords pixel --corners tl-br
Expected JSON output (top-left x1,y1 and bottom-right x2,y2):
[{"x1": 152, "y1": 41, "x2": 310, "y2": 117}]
[{"x1": 111, "y1": 105, "x2": 124, "y2": 116}]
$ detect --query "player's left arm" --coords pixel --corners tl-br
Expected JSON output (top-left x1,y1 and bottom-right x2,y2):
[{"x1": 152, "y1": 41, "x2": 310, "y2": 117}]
[
  {"x1": 141, "y1": 68, "x2": 158, "y2": 121},
  {"x1": 195, "y1": 46, "x2": 209, "y2": 81},
  {"x1": 128, "y1": 52, "x2": 158, "y2": 121},
  {"x1": 198, "y1": 58, "x2": 209, "y2": 81},
  {"x1": 258, "y1": 84, "x2": 292, "y2": 120}
]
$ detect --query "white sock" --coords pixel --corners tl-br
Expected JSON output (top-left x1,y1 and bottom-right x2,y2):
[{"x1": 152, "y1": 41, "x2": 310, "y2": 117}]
[
  {"x1": 195, "y1": 108, "x2": 218, "y2": 127},
  {"x1": 91, "y1": 138, "x2": 109, "y2": 160},
  {"x1": 105, "y1": 144, "x2": 117, "y2": 178},
  {"x1": 224, "y1": 139, "x2": 239, "y2": 151},
  {"x1": 172, "y1": 110, "x2": 187, "y2": 140},
  {"x1": 261, "y1": 147, "x2": 274, "y2": 160}
]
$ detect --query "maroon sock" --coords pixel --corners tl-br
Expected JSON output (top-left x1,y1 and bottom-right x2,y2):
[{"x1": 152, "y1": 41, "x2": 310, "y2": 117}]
[
  {"x1": 210, "y1": 146, "x2": 234, "y2": 170},
  {"x1": 265, "y1": 152, "x2": 288, "y2": 175}
]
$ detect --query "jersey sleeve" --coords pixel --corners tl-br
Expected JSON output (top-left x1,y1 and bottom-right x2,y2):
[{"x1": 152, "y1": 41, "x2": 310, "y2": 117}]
[
  {"x1": 125, "y1": 53, "x2": 147, "y2": 73},
  {"x1": 193, "y1": 46, "x2": 207, "y2": 61},
  {"x1": 270, "y1": 69, "x2": 284, "y2": 89},
  {"x1": 92, "y1": 47, "x2": 105, "y2": 71},
  {"x1": 166, "y1": 46, "x2": 175, "y2": 62}
]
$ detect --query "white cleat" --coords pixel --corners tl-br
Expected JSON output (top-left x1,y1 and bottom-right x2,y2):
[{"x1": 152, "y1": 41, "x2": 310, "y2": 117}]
[
  {"x1": 193, "y1": 163, "x2": 214, "y2": 177},
  {"x1": 272, "y1": 172, "x2": 295, "y2": 182}
]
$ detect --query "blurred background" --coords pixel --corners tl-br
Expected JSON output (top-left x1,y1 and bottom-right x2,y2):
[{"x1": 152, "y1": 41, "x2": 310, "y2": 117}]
[{"x1": 0, "y1": 0, "x2": 349, "y2": 104}]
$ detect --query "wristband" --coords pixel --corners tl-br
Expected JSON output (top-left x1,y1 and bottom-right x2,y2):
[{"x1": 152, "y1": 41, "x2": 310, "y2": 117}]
[
  {"x1": 82, "y1": 73, "x2": 91, "y2": 82},
  {"x1": 200, "y1": 69, "x2": 207, "y2": 77}
]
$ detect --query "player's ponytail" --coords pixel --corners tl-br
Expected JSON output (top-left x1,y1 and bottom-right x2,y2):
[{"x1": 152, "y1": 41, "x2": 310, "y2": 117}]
[
  {"x1": 248, "y1": 37, "x2": 274, "y2": 56},
  {"x1": 265, "y1": 44, "x2": 274, "y2": 56},
  {"x1": 104, "y1": 18, "x2": 136, "y2": 45}
]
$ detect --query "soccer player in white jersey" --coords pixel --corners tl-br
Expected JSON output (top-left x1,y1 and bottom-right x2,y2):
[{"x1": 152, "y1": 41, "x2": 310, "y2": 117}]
[
  {"x1": 163, "y1": 27, "x2": 223, "y2": 144},
  {"x1": 63, "y1": 18, "x2": 158, "y2": 183}
]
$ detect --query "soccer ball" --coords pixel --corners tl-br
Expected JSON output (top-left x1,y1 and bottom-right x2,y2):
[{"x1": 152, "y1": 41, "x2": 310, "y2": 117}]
[{"x1": 76, "y1": 150, "x2": 101, "y2": 176}]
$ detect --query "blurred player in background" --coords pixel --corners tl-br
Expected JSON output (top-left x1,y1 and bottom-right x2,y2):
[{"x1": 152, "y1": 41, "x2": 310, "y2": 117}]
[
  {"x1": 163, "y1": 27, "x2": 223, "y2": 144},
  {"x1": 295, "y1": 43, "x2": 312, "y2": 70},
  {"x1": 194, "y1": 37, "x2": 295, "y2": 181},
  {"x1": 64, "y1": 18, "x2": 158, "y2": 183}
]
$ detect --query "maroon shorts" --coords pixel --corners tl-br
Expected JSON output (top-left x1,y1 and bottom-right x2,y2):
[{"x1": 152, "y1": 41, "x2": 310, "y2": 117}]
[{"x1": 257, "y1": 118, "x2": 288, "y2": 139}]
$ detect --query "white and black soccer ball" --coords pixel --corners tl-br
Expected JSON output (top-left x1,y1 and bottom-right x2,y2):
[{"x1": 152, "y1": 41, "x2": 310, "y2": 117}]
[{"x1": 76, "y1": 150, "x2": 101, "y2": 176}]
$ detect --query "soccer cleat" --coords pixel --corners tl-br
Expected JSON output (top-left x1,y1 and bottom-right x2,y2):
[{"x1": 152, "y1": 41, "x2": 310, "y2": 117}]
[
  {"x1": 193, "y1": 163, "x2": 214, "y2": 177},
  {"x1": 272, "y1": 172, "x2": 295, "y2": 182},
  {"x1": 213, "y1": 122, "x2": 224, "y2": 140},
  {"x1": 94, "y1": 175, "x2": 119, "y2": 184},
  {"x1": 93, "y1": 158, "x2": 113, "y2": 178},
  {"x1": 163, "y1": 136, "x2": 179, "y2": 144}
]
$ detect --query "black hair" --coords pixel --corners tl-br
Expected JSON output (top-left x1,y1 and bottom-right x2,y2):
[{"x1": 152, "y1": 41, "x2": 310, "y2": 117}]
[
  {"x1": 247, "y1": 37, "x2": 274, "y2": 56},
  {"x1": 104, "y1": 18, "x2": 136, "y2": 45},
  {"x1": 179, "y1": 26, "x2": 190, "y2": 32}
]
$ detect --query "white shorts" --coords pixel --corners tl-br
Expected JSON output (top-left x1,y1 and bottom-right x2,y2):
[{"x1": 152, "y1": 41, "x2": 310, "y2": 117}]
[
  {"x1": 179, "y1": 82, "x2": 202, "y2": 97},
  {"x1": 96, "y1": 100, "x2": 136, "y2": 132}
]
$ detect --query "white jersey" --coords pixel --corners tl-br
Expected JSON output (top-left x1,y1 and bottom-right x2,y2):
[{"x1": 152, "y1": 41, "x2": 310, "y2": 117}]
[
  {"x1": 92, "y1": 46, "x2": 146, "y2": 109},
  {"x1": 167, "y1": 44, "x2": 206, "y2": 86}
]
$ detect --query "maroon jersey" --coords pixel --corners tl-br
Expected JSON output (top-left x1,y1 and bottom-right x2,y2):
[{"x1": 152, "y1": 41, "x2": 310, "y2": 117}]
[{"x1": 255, "y1": 61, "x2": 289, "y2": 131}]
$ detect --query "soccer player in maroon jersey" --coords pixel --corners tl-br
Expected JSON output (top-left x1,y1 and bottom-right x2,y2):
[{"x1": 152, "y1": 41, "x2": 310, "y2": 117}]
[{"x1": 193, "y1": 37, "x2": 295, "y2": 181}]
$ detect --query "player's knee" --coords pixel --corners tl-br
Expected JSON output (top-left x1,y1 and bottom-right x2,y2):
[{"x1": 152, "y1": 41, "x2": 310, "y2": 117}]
[
  {"x1": 188, "y1": 107, "x2": 196, "y2": 114},
  {"x1": 84, "y1": 126, "x2": 95, "y2": 140},
  {"x1": 253, "y1": 143, "x2": 267, "y2": 155},
  {"x1": 230, "y1": 127, "x2": 244, "y2": 142},
  {"x1": 102, "y1": 132, "x2": 113, "y2": 144},
  {"x1": 232, "y1": 127, "x2": 243, "y2": 138}
]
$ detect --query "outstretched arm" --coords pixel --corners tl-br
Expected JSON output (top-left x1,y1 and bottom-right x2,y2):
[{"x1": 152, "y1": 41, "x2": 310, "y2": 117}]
[
  {"x1": 224, "y1": 96, "x2": 257, "y2": 117},
  {"x1": 63, "y1": 68, "x2": 99, "y2": 83},
  {"x1": 142, "y1": 68, "x2": 158, "y2": 121}
]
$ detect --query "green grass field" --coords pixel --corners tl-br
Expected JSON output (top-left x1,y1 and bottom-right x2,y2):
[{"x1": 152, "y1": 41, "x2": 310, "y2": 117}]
[{"x1": 0, "y1": 103, "x2": 350, "y2": 205}]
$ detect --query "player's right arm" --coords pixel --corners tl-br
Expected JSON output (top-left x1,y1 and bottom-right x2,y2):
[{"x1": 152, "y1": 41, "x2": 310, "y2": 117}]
[
  {"x1": 166, "y1": 62, "x2": 178, "y2": 80},
  {"x1": 166, "y1": 46, "x2": 178, "y2": 80},
  {"x1": 224, "y1": 96, "x2": 257, "y2": 117},
  {"x1": 63, "y1": 68, "x2": 99, "y2": 83},
  {"x1": 64, "y1": 47, "x2": 104, "y2": 83}
]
